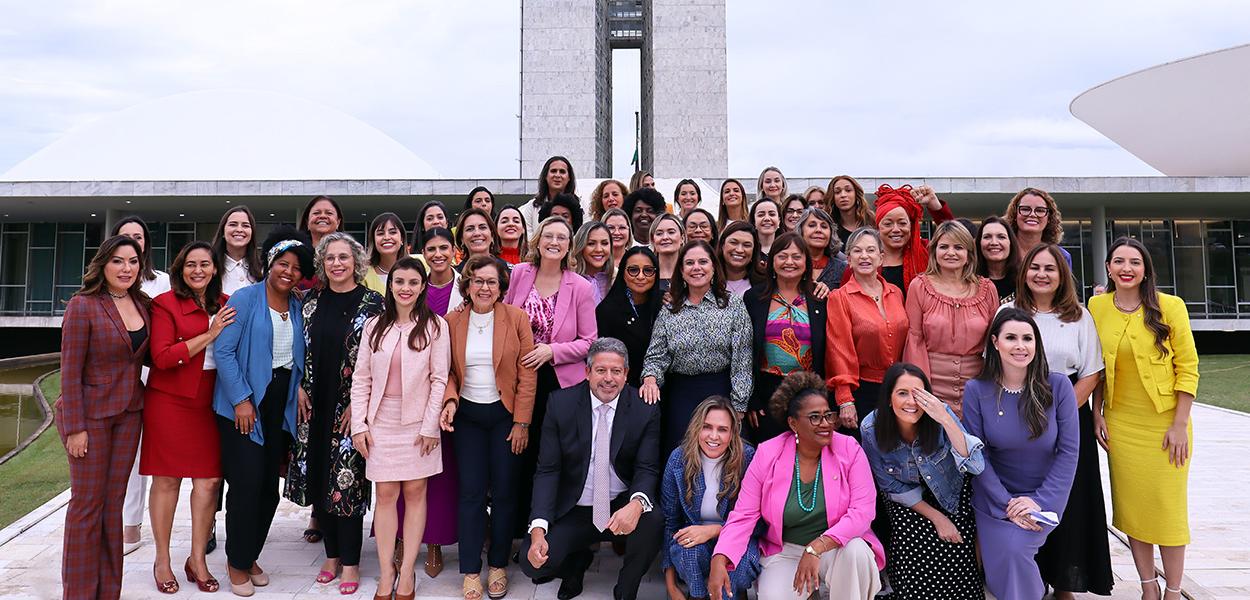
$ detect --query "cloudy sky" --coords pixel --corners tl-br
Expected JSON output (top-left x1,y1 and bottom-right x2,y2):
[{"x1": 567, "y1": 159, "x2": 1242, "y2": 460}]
[{"x1": 1, "y1": 0, "x2": 1248, "y2": 180}]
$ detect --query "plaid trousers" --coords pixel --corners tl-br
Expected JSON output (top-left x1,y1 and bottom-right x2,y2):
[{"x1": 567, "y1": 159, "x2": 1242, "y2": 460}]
[{"x1": 57, "y1": 409, "x2": 142, "y2": 600}]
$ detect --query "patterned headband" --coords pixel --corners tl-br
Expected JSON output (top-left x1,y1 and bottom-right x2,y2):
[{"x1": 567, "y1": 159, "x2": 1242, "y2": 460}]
[{"x1": 266, "y1": 239, "x2": 305, "y2": 268}]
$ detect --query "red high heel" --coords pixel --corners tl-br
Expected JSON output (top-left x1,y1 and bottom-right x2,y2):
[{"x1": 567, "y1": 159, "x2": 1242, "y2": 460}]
[
  {"x1": 185, "y1": 558, "x2": 220, "y2": 593},
  {"x1": 154, "y1": 566, "x2": 179, "y2": 594}
]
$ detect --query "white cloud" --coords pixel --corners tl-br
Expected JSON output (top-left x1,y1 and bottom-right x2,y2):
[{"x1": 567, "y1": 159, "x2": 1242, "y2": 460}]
[{"x1": 1, "y1": 0, "x2": 1248, "y2": 179}]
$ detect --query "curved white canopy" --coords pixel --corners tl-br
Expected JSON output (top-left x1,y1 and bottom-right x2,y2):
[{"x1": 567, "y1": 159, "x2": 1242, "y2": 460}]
[
  {"x1": 1, "y1": 89, "x2": 441, "y2": 181},
  {"x1": 1070, "y1": 43, "x2": 1250, "y2": 176}
]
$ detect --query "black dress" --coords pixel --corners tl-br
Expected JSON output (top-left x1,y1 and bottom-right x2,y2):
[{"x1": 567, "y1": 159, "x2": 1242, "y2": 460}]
[
  {"x1": 990, "y1": 275, "x2": 1015, "y2": 305},
  {"x1": 1034, "y1": 374, "x2": 1114, "y2": 595},
  {"x1": 595, "y1": 292, "x2": 658, "y2": 389},
  {"x1": 882, "y1": 265, "x2": 906, "y2": 298}
]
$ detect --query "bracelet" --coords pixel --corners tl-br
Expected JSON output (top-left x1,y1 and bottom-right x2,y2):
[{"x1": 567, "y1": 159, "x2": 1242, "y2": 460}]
[
  {"x1": 514, "y1": 422, "x2": 529, "y2": 429},
  {"x1": 837, "y1": 402, "x2": 855, "y2": 409}
]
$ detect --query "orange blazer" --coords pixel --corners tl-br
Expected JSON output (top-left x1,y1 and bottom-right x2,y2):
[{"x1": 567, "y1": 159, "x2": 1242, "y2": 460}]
[{"x1": 444, "y1": 303, "x2": 538, "y2": 425}]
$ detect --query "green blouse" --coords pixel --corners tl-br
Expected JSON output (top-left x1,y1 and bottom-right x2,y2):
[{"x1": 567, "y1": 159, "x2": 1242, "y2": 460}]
[{"x1": 781, "y1": 470, "x2": 827, "y2": 546}]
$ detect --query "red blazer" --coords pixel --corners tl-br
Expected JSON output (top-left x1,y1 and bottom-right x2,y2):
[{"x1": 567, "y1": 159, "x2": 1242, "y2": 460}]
[
  {"x1": 146, "y1": 291, "x2": 229, "y2": 399},
  {"x1": 57, "y1": 292, "x2": 151, "y2": 434}
]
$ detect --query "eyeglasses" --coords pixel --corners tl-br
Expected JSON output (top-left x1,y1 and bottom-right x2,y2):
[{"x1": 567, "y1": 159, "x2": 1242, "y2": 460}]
[
  {"x1": 1018, "y1": 206, "x2": 1050, "y2": 217},
  {"x1": 687, "y1": 222, "x2": 712, "y2": 231},
  {"x1": 785, "y1": 208, "x2": 805, "y2": 216},
  {"x1": 471, "y1": 278, "x2": 499, "y2": 288},
  {"x1": 805, "y1": 411, "x2": 837, "y2": 426},
  {"x1": 540, "y1": 233, "x2": 570, "y2": 243},
  {"x1": 625, "y1": 265, "x2": 658, "y2": 277}
]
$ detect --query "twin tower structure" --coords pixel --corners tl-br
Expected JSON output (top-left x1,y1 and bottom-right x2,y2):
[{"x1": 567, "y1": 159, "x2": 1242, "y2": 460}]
[{"x1": 520, "y1": 0, "x2": 728, "y2": 179}]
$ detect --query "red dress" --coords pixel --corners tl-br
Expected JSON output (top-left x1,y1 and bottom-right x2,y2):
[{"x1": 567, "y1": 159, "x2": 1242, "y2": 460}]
[{"x1": 140, "y1": 291, "x2": 227, "y2": 478}]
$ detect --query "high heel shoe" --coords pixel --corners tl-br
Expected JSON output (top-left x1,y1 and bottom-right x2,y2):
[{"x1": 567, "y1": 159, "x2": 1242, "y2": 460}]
[
  {"x1": 395, "y1": 573, "x2": 417, "y2": 600},
  {"x1": 1140, "y1": 577, "x2": 1161, "y2": 599},
  {"x1": 184, "y1": 558, "x2": 220, "y2": 593},
  {"x1": 153, "y1": 566, "x2": 179, "y2": 594},
  {"x1": 374, "y1": 570, "x2": 398, "y2": 600},
  {"x1": 424, "y1": 544, "x2": 443, "y2": 578}
]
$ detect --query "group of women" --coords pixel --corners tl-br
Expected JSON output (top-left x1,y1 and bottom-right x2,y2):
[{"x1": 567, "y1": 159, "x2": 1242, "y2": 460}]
[{"x1": 56, "y1": 159, "x2": 1198, "y2": 600}]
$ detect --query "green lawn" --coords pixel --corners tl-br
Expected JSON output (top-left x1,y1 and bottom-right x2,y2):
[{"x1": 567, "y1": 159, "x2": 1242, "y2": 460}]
[
  {"x1": 1195, "y1": 354, "x2": 1250, "y2": 414},
  {"x1": 0, "y1": 372, "x2": 69, "y2": 529}
]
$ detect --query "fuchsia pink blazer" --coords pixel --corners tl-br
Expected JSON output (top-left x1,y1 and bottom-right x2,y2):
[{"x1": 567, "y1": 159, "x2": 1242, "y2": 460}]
[
  {"x1": 713, "y1": 431, "x2": 886, "y2": 571},
  {"x1": 502, "y1": 263, "x2": 599, "y2": 388}
]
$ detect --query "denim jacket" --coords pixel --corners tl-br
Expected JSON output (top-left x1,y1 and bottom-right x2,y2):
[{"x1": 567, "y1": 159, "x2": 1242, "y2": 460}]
[{"x1": 859, "y1": 406, "x2": 985, "y2": 514}]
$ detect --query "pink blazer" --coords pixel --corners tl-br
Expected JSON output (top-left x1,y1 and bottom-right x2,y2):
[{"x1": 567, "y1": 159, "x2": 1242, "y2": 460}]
[
  {"x1": 713, "y1": 431, "x2": 886, "y2": 571},
  {"x1": 502, "y1": 263, "x2": 599, "y2": 388},
  {"x1": 350, "y1": 315, "x2": 450, "y2": 439}
]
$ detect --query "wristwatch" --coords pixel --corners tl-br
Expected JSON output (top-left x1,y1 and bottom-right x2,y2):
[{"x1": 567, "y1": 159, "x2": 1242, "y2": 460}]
[{"x1": 803, "y1": 544, "x2": 820, "y2": 558}]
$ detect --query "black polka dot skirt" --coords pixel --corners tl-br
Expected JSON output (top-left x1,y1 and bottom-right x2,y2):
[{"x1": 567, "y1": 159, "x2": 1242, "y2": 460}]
[{"x1": 885, "y1": 479, "x2": 984, "y2": 600}]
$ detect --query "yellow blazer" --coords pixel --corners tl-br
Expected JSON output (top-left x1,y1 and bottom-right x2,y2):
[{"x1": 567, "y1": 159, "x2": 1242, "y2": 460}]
[{"x1": 1088, "y1": 292, "x2": 1199, "y2": 413}]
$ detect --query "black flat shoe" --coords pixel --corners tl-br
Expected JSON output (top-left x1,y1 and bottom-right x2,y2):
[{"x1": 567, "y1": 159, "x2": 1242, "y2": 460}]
[{"x1": 556, "y1": 574, "x2": 584, "y2": 600}]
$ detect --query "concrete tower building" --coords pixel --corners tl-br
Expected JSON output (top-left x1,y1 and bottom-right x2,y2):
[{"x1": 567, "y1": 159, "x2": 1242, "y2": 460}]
[{"x1": 520, "y1": 0, "x2": 728, "y2": 179}]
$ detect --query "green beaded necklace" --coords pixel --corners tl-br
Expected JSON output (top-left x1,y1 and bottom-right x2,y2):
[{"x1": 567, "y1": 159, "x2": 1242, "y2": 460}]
[{"x1": 794, "y1": 452, "x2": 821, "y2": 512}]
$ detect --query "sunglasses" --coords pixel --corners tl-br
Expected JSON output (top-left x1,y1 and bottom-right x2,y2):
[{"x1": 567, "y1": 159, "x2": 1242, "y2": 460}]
[{"x1": 626, "y1": 265, "x2": 658, "y2": 277}]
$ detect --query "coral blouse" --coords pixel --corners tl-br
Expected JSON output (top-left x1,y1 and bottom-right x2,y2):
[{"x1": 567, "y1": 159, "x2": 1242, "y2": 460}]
[
  {"x1": 824, "y1": 275, "x2": 908, "y2": 407},
  {"x1": 903, "y1": 275, "x2": 998, "y2": 416}
]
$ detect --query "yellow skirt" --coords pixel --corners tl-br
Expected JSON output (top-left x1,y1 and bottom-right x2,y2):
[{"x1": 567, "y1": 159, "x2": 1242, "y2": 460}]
[{"x1": 1106, "y1": 367, "x2": 1191, "y2": 546}]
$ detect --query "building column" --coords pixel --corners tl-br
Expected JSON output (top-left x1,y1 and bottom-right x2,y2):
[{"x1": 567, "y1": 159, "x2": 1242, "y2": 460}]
[
  {"x1": 104, "y1": 208, "x2": 124, "y2": 236},
  {"x1": 1092, "y1": 204, "x2": 1108, "y2": 288}
]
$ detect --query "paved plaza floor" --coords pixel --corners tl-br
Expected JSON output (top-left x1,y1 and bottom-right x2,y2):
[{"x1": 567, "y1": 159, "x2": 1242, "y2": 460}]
[{"x1": 0, "y1": 403, "x2": 1245, "y2": 599}]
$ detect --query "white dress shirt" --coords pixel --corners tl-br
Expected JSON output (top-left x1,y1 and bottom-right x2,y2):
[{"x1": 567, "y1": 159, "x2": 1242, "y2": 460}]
[
  {"x1": 222, "y1": 255, "x2": 257, "y2": 295},
  {"x1": 528, "y1": 391, "x2": 652, "y2": 534}
]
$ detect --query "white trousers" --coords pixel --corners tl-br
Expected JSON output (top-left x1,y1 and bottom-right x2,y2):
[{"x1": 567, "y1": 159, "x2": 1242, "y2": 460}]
[{"x1": 756, "y1": 539, "x2": 880, "y2": 600}]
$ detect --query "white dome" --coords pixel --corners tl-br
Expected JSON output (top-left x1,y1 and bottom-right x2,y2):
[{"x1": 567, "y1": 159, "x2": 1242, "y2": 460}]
[{"x1": 1, "y1": 89, "x2": 441, "y2": 181}]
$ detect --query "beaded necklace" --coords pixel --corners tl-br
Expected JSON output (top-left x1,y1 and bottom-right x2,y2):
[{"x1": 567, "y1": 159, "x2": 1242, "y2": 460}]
[{"x1": 793, "y1": 451, "x2": 821, "y2": 512}]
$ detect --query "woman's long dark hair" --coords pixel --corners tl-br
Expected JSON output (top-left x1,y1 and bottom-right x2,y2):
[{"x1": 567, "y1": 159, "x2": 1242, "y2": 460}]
[
  {"x1": 464, "y1": 186, "x2": 495, "y2": 214},
  {"x1": 874, "y1": 363, "x2": 941, "y2": 455},
  {"x1": 369, "y1": 256, "x2": 441, "y2": 353},
  {"x1": 412, "y1": 201, "x2": 449, "y2": 251},
  {"x1": 211, "y1": 205, "x2": 263, "y2": 282},
  {"x1": 604, "y1": 246, "x2": 661, "y2": 323},
  {"x1": 668, "y1": 240, "x2": 728, "y2": 313},
  {"x1": 755, "y1": 231, "x2": 814, "y2": 302},
  {"x1": 683, "y1": 207, "x2": 720, "y2": 247},
  {"x1": 1016, "y1": 243, "x2": 1083, "y2": 323},
  {"x1": 168, "y1": 241, "x2": 224, "y2": 315},
  {"x1": 366, "y1": 212, "x2": 408, "y2": 268},
  {"x1": 453, "y1": 207, "x2": 501, "y2": 257},
  {"x1": 1106, "y1": 236, "x2": 1171, "y2": 357},
  {"x1": 110, "y1": 215, "x2": 158, "y2": 281},
  {"x1": 979, "y1": 308, "x2": 1053, "y2": 439},
  {"x1": 298, "y1": 195, "x2": 342, "y2": 234},
  {"x1": 76, "y1": 235, "x2": 151, "y2": 309},
  {"x1": 536, "y1": 155, "x2": 576, "y2": 201},
  {"x1": 975, "y1": 215, "x2": 1020, "y2": 285},
  {"x1": 716, "y1": 220, "x2": 765, "y2": 286}
]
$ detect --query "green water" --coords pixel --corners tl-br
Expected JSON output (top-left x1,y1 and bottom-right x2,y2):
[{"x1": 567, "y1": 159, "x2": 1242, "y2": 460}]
[{"x1": 0, "y1": 364, "x2": 58, "y2": 456}]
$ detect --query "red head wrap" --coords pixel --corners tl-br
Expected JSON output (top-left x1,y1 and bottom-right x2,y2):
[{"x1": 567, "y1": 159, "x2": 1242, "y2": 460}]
[{"x1": 873, "y1": 184, "x2": 928, "y2": 292}]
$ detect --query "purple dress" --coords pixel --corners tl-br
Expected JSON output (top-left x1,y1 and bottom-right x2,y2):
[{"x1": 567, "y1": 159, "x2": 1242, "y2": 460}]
[{"x1": 961, "y1": 373, "x2": 1078, "y2": 600}]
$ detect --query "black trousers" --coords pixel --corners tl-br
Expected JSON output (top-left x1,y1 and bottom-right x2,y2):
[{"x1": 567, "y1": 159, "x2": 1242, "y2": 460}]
[
  {"x1": 514, "y1": 363, "x2": 558, "y2": 538},
  {"x1": 217, "y1": 368, "x2": 290, "y2": 571},
  {"x1": 454, "y1": 400, "x2": 520, "y2": 573},
  {"x1": 520, "y1": 497, "x2": 664, "y2": 600},
  {"x1": 313, "y1": 508, "x2": 363, "y2": 566}
]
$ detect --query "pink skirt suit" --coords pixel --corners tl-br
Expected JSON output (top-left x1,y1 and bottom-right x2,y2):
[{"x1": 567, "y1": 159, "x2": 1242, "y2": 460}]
[{"x1": 350, "y1": 317, "x2": 450, "y2": 482}]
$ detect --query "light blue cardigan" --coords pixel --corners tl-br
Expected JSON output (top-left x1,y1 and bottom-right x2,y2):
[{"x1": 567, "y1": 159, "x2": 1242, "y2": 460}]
[{"x1": 213, "y1": 281, "x2": 304, "y2": 446}]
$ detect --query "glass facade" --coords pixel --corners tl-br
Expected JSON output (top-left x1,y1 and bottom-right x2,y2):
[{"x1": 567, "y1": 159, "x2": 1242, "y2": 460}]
[
  {"x1": 0, "y1": 220, "x2": 367, "y2": 316},
  {"x1": 0, "y1": 215, "x2": 1243, "y2": 320}
]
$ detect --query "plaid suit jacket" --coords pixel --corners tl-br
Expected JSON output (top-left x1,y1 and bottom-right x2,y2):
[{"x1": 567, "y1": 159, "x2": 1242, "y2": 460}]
[{"x1": 57, "y1": 292, "x2": 150, "y2": 433}]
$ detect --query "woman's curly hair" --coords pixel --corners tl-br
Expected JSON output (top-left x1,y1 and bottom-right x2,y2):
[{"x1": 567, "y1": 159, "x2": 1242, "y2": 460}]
[{"x1": 768, "y1": 371, "x2": 830, "y2": 425}]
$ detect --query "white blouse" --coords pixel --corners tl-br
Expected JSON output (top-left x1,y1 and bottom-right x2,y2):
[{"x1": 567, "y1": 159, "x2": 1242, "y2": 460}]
[
  {"x1": 461, "y1": 310, "x2": 500, "y2": 404},
  {"x1": 270, "y1": 308, "x2": 294, "y2": 369},
  {"x1": 1002, "y1": 302, "x2": 1104, "y2": 379}
]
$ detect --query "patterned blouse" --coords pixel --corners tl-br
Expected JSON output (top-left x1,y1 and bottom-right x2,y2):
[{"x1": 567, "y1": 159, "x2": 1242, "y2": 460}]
[
  {"x1": 641, "y1": 290, "x2": 754, "y2": 411},
  {"x1": 762, "y1": 294, "x2": 812, "y2": 376},
  {"x1": 522, "y1": 286, "x2": 559, "y2": 345}
]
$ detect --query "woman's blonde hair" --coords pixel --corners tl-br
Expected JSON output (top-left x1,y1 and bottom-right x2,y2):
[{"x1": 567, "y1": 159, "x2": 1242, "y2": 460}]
[
  {"x1": 755, "y1": 166, "x2": 787, "y2": 202},
  {"x1": 678, "y1": 396, "x2": 747, "y2": 506},
  {"x1": 924, "y1": 220, "x2": 980, "y2": 286},
  {"x1": 527, "y1": 216, "x2": 575, "y2": 270}
]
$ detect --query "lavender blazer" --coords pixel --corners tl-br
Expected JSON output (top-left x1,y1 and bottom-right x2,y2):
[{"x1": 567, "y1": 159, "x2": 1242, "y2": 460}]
[
  {"x1": 502, "y1": 263, "x2": 599, "y2": 388},
  {"x1": 350, "y1": 315, "x2": 450, "y2": 440},
  {"x1": 713, "y1": 431, "x2": 886, "y2": 571}
]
